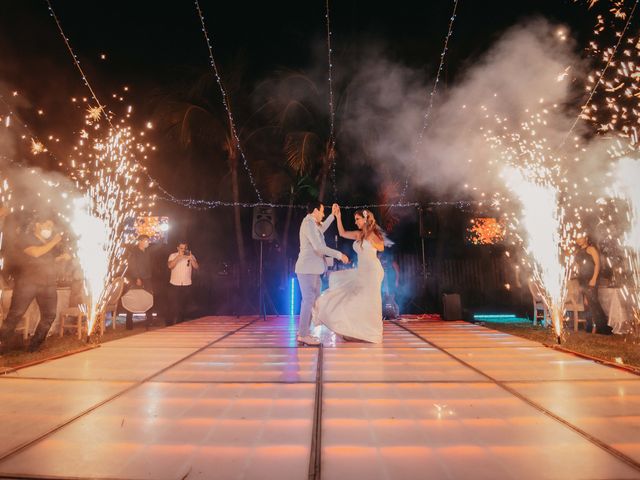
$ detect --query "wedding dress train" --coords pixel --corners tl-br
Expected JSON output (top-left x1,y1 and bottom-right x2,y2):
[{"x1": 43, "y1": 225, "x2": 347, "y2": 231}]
[{"x1": 312, "y1": 239, "x2": 384, "y2": 343}]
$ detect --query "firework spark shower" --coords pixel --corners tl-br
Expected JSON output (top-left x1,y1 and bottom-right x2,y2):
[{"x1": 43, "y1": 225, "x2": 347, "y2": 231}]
[
  {"x1": 502, "y1": 165, "x2": 574, "y2": 340},
  {"x1": 69, "y1": 113, "x2": 152, "y2": 336}
]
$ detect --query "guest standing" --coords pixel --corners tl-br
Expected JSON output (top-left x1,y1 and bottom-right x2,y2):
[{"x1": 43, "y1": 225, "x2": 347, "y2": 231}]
[
  {"x1": 167, "y1": 241, "x2": 199, "y2": 325},
  {"x1": 0, "y1": 216, "x2": 70, "y2": 353},
  {"x1": 575, "y1": 235, "x2": 611, "y2": 334}
]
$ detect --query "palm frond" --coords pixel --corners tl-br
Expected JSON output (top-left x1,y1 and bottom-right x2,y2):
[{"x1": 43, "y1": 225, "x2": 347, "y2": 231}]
[
  {"x1": 278, "y1": 100, "x2": 313, "y2": 129},
  {"x1": 285, "y1": 132, "x2": 318, "y2": 175},
  {"x1": 180, "y1": 104, "x2": 214, "y2": 147}
]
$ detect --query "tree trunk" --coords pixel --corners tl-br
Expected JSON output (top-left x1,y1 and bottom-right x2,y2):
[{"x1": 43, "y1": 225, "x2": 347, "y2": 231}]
[
  {"x1": 433, "y1": 205, "x2": 448, "y2": 310},
  {"x1": 230, "y1": 159, "x2": 246, "y2": 268}
]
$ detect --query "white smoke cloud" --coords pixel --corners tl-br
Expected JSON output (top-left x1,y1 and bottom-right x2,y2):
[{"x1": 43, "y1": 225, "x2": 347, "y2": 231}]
[
  {"x1": 0, "y1": 81, "x2": 78, "y2": 222},
  {"x1": 340, "y1": 18, "x2": 588, "y2": 198}
]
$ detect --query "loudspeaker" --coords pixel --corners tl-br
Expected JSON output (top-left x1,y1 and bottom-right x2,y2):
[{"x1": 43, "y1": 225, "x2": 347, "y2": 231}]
[
  {"x1": 442, "y1": 293, "x2": 462, "y2": 320},
  {"x1": 252, "y1": 206, "x2": 276, "y2": 241},
  {"x1": 419, "y1": 207, "x2": 438, "y2": 238}
]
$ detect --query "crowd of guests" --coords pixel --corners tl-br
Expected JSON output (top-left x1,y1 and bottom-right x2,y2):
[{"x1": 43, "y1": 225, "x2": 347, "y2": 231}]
[
  {"x1": 0, "y1": 208, "x2": 201, "y2": 355},
  {"x1": 124, "y1": 234, "x2": 199, "y2": 329}
]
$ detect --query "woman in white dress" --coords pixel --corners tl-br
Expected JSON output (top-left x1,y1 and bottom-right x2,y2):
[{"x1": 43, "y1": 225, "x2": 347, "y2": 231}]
[{"x1": 312, "y1": 205, "x2": 385, "y2": 343}]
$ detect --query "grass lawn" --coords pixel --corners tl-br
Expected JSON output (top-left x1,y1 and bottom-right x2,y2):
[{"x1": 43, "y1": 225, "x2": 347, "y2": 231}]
[
  {"x1": 485, "y1": 321, "x2": 640, "y2": 372},
  {"x1": 0, "y1": 320, "x2": 161, "y2": 372}
]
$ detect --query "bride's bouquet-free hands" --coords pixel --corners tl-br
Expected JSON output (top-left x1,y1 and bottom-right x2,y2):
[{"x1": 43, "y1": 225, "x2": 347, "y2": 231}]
[{"x1": 332, "y1": 203, "x2": 341, "y2": 217}]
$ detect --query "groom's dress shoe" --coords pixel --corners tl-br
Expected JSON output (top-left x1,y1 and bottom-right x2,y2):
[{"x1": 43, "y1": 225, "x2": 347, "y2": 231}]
[{"x1": 297, "y1": 335, "x2": 321, "y2": 346}]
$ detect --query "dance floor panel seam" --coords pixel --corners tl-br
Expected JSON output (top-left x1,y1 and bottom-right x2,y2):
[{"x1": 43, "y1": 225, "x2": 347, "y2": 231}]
[
  {"x1": 388, "y1": 321, "x2": 640, "y2": 477},
  {"x1": 1, "y1": 317, "x2": 639, "y2": 480},
  {"x1": 132, "y1": 378, "x2": 640, "y2": 384},
  {"x1": 0, "y1": 318, "x2": 258, "y2": 471}
]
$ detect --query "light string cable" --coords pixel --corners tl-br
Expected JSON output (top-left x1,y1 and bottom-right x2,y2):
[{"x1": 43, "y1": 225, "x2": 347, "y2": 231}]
[
  {"x1": 399, "y1": 0, "x2": 460, "y2": 201},
  {"x1": 194, "y1": 0, "x2": 263, "y2": 202},
  {"x1": 560, "y1": 0, "x2": 640, "y2": 147},
  {"x1": 156, "y1": 193, "x2": 479, "y2": 211},
  {"x1": 326, "y1": 0, "x2": 338, "y2": 201},
  {"x1": 45, "y1": 0, "x2": 169, "y2": 194},
  {"x1": 45, "y1": 0, "x2": 111, "y2": 126},
  {"x1": 164, "y1": 197, "x2": 421, "y2": 210},
  {"x1": 42, "y1": 0, "x2": 468, "y2": 213}
]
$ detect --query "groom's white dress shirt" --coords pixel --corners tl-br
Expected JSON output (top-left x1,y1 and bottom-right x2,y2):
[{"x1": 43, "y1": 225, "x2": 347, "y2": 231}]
[{"x1": 295, "y1": 214, "x2": 343, "y2": 275}]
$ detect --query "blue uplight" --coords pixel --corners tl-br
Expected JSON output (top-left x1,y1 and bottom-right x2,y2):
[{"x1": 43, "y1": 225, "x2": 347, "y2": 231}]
[
  {"x1": 290, "y1": 277, "x2": 295, "y2": 318},
  {"x1": 473, "y1": 313, "x2": 527, "y2": 323}
]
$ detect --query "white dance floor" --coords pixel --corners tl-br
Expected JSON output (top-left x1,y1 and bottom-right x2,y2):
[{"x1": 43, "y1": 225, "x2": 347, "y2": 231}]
[{"x1": 0, "y1": 316, "x2": 639, "y2": 479}]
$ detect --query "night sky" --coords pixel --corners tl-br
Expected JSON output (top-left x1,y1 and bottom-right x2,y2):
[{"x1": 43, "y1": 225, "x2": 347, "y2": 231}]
[
  {"x1": 0, "y1": 1, "x2": 594, "y2": 180},
  {"x1": 0, "y1": 1, "x2": 593, "y2": 118},
  {"x1": 0, "y1": 1, "x2": 602, "y2": 256}
]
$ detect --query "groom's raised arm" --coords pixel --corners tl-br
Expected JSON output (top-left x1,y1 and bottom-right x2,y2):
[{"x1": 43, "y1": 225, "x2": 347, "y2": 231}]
[{"x1": 319, "y1": 213, "x2": 335, "y2": 233}]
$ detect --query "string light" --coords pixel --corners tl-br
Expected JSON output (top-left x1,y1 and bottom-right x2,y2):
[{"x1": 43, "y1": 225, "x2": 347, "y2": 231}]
[
  {"x1": 560, "y1": 0, "x2": 640, "y2": 146},
  {"x1": 326, "y1": 0, "x2": 338, "y2": 201},
  {"x1": 45, "y1": 0, "x2": 110, "y2": 126},
  {"x1": 42, "y1": 2, "x2": 161, "y2": 335},
  {"x1": 38, "y1": 0, "x2": 479, "y2": 217},
  {"x1": 156, "y1": 193, "x2": 479, "y2": 211},
  {"x1": 400, "y1": 0, "x2": 460, "y2": 201},
  {"x1": 2, "y1": 91, "x2": 475, "y2": 215},
  {"x1": 193, "y1": 0, "x2": 263, "y2": 202},
  {"x1": 44, "y1": 0, "x2": 185, "y2": 201}
]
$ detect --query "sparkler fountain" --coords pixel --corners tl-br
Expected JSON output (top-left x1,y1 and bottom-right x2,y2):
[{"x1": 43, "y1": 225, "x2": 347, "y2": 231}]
[
  {"x1": 480, "y1": 98, "x2": 580, "y2": 343},
  {"x1": 502, "y1": 165, "x2": 575, "y2": 343},
  {"x1": 70, "y1": 115, "x2": 149, "y2": 339}
]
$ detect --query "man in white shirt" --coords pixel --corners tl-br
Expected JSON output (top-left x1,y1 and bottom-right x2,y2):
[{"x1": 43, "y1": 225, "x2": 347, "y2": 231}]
[
  {"x1": 295, "y1": 200, "x2": 349, "y2": 346},
  {"x1": 167, "y1": 241, "x2": 199, "y2": 325}
]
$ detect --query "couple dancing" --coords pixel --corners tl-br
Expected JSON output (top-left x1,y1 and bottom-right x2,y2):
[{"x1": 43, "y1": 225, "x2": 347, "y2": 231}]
[{"x1": 295, "y1": 200, "x2": 385, "y2": 346}]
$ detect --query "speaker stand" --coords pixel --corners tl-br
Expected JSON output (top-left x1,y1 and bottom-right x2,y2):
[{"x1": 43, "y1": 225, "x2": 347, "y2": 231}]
[
  {"x1": 258, "y1": 240, "x2": 267, "y2": 321},
  {"x1": 421, "y1": 236, "x2": 427, "y2": 280}
]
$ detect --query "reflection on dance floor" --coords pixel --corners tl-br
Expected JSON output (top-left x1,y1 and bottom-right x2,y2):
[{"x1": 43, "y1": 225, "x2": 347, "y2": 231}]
[{"x1": 0, "y1": 316, "x2": 639, "y2": 479}]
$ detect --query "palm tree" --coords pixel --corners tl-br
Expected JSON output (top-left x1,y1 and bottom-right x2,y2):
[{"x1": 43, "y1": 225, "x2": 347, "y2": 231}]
[
  {"x1": 376, "y1": 175, "x2": 402, "y2": 233},
  {"x1": 258, "y1": 72, "x2": 338, "y2": 203},
  {"x1": 155, "y1": 72, "x2": 265, "y2": 269},
  {"x1": 178, "y1": 101, "x2": 248, "y2": 266}
]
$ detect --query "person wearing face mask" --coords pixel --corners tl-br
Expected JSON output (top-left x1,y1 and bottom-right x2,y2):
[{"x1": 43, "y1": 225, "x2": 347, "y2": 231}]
[{"x1": 0, "y1": 216, "x2": 70, "y2": 353}]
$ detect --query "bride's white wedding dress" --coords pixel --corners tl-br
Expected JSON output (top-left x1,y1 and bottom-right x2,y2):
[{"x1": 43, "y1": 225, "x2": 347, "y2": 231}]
[{"x1": 312, "y1": 239, "x2": 384, "y2": 343}]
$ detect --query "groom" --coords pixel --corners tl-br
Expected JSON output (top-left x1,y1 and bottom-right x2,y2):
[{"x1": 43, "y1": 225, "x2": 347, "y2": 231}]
[{"x1": 295, "y1": 200, "x2": 349, "y2": 346}]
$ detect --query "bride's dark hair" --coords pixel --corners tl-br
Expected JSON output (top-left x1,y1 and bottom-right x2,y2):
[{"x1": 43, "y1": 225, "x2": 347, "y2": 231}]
[{"x1": 354, "y1": 209, "x2": 383, "y2": 246}]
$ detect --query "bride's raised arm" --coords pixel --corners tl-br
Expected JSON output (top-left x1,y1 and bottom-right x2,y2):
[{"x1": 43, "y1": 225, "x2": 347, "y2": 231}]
[{"x1": 333, "y1": 204, "x2": 359, "y2": 240}]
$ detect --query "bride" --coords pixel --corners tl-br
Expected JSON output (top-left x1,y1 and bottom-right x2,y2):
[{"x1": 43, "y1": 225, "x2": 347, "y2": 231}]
[{"x1": 312, "y1": 204, "x2": 385, "y2": 343}]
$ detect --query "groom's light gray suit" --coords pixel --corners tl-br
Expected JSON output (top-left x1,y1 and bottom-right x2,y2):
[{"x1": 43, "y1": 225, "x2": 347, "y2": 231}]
[{"x1": 295, "y1": 213, "x2": 343, "y2": 338}]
